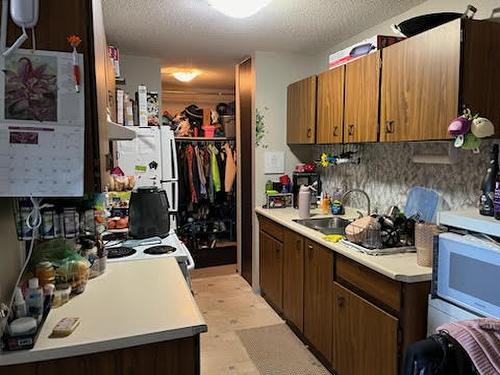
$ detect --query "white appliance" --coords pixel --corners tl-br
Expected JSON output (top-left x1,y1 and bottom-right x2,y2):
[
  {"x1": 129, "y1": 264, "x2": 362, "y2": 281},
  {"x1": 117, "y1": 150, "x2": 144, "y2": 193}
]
[
  {"x1": 105, "y1": 230, "x2": 195, "y2": 287},
  {"x1": 115, "y1": 127, "x2": 178, "y2": 228},
  {"x1": 433, "y1": 232, "x2": 500, "y2": 318},
  {"x1": 428, "y1": 209, "x2": 500, "y2": 334}
]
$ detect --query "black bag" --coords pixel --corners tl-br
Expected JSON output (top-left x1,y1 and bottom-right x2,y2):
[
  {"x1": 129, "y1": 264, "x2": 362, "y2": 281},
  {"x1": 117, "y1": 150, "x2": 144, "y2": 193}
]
[{"x1": 403, "y1": 331, "x2": 478, "y2": 375}]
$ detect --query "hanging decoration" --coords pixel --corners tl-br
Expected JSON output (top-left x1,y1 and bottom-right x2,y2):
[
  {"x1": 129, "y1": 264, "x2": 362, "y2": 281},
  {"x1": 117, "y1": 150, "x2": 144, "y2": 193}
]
[
  {"x1": 67, "y1": 35, "x2": 82, "y2": 93},
  {"x1": 448, "y1": 108, "x2": 495, "y2": 153},
  {"x1": 318, "y1": 150, "x2": 360, "y2": 168}
]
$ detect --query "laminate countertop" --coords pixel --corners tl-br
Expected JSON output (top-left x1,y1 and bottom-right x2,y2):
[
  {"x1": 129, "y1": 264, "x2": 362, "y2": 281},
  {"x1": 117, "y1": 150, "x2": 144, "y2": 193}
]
[
  {"x1": 256, "y1": 207, "x2": 432, "y2": 283},
  {"x1": 0, "y1": 258, "x2": 207, "y2": 367}
]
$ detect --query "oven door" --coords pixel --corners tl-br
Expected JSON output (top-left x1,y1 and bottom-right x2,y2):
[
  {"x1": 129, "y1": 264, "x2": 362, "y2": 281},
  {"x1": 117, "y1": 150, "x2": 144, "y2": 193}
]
[{"x1": 437, "y1": 232, "x2": 500, "y2": 317}]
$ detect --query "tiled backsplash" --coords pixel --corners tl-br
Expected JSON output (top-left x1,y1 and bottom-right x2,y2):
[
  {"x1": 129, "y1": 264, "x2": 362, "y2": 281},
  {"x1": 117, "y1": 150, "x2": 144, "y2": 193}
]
[{"x1": 316, "y1": 141, "x2": 493, "y2": 213}]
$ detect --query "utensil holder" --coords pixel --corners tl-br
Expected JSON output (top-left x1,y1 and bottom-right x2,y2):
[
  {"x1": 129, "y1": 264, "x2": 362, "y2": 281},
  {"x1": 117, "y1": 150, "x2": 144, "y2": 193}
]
[{"x1": 415, "y1": 223, "x2": 443, "y2": 267}]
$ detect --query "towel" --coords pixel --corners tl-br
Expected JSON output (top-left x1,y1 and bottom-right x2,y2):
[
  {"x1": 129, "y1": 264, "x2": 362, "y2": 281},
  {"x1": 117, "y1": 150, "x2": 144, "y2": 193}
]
[{"x1": 438, "y1": 318, "x2": 500, "y2": 375}]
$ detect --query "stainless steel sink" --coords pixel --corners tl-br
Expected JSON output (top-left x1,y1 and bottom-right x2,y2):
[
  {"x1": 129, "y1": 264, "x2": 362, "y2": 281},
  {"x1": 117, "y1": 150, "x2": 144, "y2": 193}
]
[{"x1": 294, "y1": 217, "x2": 350, "y2": 235}]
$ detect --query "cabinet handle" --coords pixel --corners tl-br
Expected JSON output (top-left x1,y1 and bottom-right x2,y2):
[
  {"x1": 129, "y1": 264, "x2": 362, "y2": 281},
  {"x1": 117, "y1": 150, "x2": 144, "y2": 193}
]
[
  {"x1": 333, "y1": 126, "x2": 339, "y2": 137},
  {"x1": 348, "y1": 124, "x2": 354, "y2": 136},
  {"x1": 307, "y1": 128, "x2": 312, "y2": 138},
  {"x1": 307, "y1": 244, "x2": 313, "y2": 258},
  {"x1": 385, "y1": 120, "x2": 395, "y2": 134},
  {"x1": 337, "y1": 296, "x2": 345, "y2": 307}
]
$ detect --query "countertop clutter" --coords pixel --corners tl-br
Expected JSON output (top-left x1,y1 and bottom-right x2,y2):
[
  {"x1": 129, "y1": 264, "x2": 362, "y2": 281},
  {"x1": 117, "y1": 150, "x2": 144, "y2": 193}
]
[
  {"x1": 256, "y1": 206, "x2": 432, "y2": 283},
  {"x1": 0, "y1": 258, "x2": 207, "y2": 367}
]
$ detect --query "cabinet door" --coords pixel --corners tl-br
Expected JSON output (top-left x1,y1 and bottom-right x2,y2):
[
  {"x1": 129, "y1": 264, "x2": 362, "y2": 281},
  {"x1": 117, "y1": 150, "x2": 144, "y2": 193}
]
[
  {"x1": 283, "y1": 230, "x2": 304, "y2": 331},
  {"x1": 333, "y1": 282, "x2": 398, "y2": 375},
  {"x1": 344, "y1": 52, "x2": 380, "y2": 143},
  {"x1": 259, "y1": 231, "x2": 283, "y2": 311},
  {"x1": 287, "y1": 76, "x2": 317, "y2": 144},
  {"x1": 317, "y1": 67, "x2": 344, "y2": 144},
  {"x1": 380, "y1": 20, "x2": 460, "y2": 142},
  {"x1": 304, "y1": 240, "x2": 333, "y2": 363}
]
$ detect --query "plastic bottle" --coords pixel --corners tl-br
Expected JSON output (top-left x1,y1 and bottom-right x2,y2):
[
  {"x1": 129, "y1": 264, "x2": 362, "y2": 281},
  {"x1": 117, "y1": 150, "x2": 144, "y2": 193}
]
[
  {"x1": 494, "y1": 171, "x2": 500, "y2": 220},
  {"x1": 479, "y1": 144, "x2": 499, "y2": 216},
  {"x1": 13, "y1": 287, "x2": 27, "y2": 319},
  {"x1": 26, "y1": 278, "x2": 44, "y2": 322},
  {"x1": 298, "y1": 185, "x2": 311, "y2": 219}
]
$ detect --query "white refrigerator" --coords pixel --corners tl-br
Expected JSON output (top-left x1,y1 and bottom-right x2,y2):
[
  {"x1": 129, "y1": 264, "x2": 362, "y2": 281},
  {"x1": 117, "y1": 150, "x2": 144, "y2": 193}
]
[{"x1": 115, "y1": 126, "x2": 179, "y2": 228}]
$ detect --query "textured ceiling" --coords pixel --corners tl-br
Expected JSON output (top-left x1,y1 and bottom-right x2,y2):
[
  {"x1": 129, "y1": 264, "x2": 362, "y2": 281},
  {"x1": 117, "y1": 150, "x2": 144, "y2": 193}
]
[{"x1": 103, "y1": 0, "x2": 424, "y2": 90}]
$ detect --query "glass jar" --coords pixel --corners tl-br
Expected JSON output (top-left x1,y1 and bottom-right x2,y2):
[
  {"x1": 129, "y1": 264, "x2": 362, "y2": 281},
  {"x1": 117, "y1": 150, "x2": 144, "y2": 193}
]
[{"x1": 36, "y1": 261, "x2": 56, "y2": 287}]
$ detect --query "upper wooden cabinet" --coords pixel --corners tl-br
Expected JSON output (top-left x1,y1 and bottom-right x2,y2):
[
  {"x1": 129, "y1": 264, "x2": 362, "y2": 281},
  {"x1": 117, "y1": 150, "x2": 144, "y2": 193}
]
[
  {"x1": 287, "y1": 76, "x2": 317, "y2": 144},
  {"x1": 344, "y1": 51, "x2": 380, "y2": 143},
  {"x1": 380, "y1": 20, "x2": 460, "y2": 142},
  {"x1": 288, "y1": 19, "x2": 500, "y2": 145},
  {"x1": 317, "y1": 67, "x2": 345, "y2": 144},
  {"x1": 381, "y1": 19, "x2": 500, "y2": 142}
]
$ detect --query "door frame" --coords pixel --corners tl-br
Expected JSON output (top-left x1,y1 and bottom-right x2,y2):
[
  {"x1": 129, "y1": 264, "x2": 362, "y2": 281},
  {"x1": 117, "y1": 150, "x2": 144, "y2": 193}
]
[{"x1": 236, "y1": 57, "x2": 254, "y2": 286}]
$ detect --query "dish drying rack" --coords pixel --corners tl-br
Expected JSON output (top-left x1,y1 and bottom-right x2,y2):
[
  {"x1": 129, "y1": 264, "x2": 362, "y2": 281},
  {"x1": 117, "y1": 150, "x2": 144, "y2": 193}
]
[{"x1": 343, "y1": 219, "x2": 416, "y2": 255}]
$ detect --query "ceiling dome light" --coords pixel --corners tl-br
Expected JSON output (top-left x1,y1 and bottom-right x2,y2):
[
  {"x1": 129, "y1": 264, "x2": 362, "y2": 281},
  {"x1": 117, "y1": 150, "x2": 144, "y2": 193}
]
[
  {"x1": 207, "y1": 0, "x2": 272, "y2": 18},
  {"x1": 172, "y1": 70, "x2": 201, "y2": 82}
]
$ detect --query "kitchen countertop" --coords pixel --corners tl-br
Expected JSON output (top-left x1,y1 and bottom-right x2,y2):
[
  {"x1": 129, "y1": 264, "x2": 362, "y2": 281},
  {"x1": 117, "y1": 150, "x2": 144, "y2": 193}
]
[
  {"x1": 0, "y1": 258, "x2": 207, "y2": 367},
  {"x1": 256, "y1": 207, "x2": 432, "y2": 283}
]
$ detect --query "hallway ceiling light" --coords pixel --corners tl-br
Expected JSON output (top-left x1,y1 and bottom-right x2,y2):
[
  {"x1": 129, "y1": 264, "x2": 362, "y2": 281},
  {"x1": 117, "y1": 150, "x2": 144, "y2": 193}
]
[
  {"x1": 172, "y1": 70, "x2": 201, "y2": 82},
  {"x1": 207, "y1": 0, "x2": 272, "y2": 18}
]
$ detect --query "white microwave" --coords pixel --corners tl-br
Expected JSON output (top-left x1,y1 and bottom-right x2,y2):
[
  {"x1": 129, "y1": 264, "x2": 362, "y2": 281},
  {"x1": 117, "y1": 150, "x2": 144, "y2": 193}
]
[{"x1": 433, "y1": 232, "x2": 500, "y2": 318}]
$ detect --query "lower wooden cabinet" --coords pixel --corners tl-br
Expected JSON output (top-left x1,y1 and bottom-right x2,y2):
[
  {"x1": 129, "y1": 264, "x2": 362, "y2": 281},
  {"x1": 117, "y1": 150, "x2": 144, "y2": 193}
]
[
  {"x1": 283, "y1": 229, "x2": 305, "y2": 331},
  {"x1": 333, "y1": 282, "x2": 398, "y2": 375},
  {"x1": 259, "y1": 230, "x2": 283, "y2": 311},
  {"x1": 257, "y1": 215, "x2": 429, "y2": 374},
  {"x1": 304, "y1": 240, "x2": 333, "y2": 363}
]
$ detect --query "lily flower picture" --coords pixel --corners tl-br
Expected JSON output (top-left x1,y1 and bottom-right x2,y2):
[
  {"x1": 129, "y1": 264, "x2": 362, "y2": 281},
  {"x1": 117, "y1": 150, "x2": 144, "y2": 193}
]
[{"x1": 4, "y1": 53, "x2": 58, "y2": 122}]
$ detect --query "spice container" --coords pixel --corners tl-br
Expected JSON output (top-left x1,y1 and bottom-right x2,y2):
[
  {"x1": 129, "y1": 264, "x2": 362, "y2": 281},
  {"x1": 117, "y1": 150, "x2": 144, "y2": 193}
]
[{"x1": 35, "y1": 262, "x2": 56, "y2": 287}]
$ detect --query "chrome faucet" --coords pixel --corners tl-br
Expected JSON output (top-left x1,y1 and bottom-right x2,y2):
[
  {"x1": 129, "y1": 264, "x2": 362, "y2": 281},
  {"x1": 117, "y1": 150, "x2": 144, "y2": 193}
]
[{"x1": 341, "y1": 189, "x2": 371, "y2": 217}]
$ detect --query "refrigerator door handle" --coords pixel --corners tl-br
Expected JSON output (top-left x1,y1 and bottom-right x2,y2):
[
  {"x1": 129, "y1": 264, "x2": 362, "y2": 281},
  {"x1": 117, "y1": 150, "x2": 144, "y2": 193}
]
[{"x1": 170, "y1": 137, "x2": 178, "y2": 180}]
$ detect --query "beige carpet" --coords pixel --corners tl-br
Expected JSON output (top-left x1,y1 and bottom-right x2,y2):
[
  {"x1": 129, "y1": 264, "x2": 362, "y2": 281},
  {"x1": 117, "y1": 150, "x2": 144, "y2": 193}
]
[{"x1": 236, "y1": 324, "x2": 330, "y2": 375}]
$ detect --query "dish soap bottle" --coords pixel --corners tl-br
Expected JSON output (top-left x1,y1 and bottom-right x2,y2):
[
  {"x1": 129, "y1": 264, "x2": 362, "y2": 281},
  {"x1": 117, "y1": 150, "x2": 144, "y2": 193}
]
[{"x1": 480, "y1": 144, "x2": 499, "y2": 216}]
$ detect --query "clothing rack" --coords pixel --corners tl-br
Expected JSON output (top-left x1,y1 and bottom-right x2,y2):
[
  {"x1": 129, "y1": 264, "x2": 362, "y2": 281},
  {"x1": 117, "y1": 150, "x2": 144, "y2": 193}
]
[{"x1": 175, "y1": 137, "x2": 236, "y2": 143}]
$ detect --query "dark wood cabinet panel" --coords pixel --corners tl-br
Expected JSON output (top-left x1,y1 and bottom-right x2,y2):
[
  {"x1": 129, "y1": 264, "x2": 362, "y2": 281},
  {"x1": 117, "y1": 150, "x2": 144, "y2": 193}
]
[
  {"x1": 344, "y1": 51, "x2": 380, "y2": 143},
  {"x1": 336, "y1": 255, "x2": 401, "y2": 312},
  {"x1": 317, "y1": 67, "x2": 344, "y2": 144},
  {"x1": 287, "y1": 76, "x2": 317, "y2": 144},
  {"x1": 304, "y1": 240, "x2": 333, "y2": 363},
  {"x1": 3, "y1": 336, "x2": 200, "y2": 375},
  {"x1": 380, "y1": 20, "x2": 460, "y2": 142},
  {"x1": 283, "y1": 229, "x2": 304, "y2": 331},
  {"x1": 333, "y1": 283, "x2": 398, "y2": 375},
  {"x1": 259, "y1": 230, "x2": 283, "y2": 311},
  {"x1": 461, "y1": 19, "x2": 500, "y2": 137}
]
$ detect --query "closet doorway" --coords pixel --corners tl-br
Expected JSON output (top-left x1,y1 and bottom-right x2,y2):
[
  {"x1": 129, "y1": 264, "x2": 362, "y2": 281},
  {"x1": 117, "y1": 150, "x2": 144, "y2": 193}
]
[{"x1": 164, "y1": 87, "x2": 238, "y2": 269}]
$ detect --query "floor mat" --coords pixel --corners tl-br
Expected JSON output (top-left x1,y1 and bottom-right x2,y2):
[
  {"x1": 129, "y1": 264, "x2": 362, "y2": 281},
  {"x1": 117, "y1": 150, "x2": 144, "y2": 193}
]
[{"x1": 236, "y1": 324, "x2": 330, "y2": 375}]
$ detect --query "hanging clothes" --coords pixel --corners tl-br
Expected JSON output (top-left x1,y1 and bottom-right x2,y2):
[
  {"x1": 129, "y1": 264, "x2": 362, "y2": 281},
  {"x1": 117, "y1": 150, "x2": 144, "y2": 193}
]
[
  {"x1": 208, "y1": 144, "x2": 221, "y2": 193},
  {"x1": 195, "y1": 146, "x2": 207, "y2": 197},
  {"x1": 185, "y1": 145, "x2": 198, "y2": 204},
  {"x1": 224, "y1": 143, "x2": 236, "y2": 193}
]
